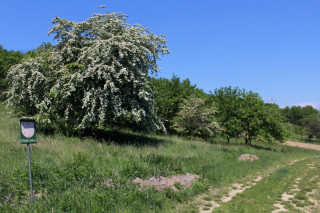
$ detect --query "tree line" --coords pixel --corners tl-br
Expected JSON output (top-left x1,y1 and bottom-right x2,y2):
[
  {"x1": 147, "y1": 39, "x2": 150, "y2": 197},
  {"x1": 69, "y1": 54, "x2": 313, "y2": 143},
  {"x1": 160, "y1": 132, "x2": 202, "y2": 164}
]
[
  {"x1": 1, "y1": 7, "x2": 319, "y2": 144},
  {"x1": 152, "y1": 80, "x2": 286, "y2": 144},
  {"x1": 281, "y1": 105, "x2": 320, "y2": 141}
]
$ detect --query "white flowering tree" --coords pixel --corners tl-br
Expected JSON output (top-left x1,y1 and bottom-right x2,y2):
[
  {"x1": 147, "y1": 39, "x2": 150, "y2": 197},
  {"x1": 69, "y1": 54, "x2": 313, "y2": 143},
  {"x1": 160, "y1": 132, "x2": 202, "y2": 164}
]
[
  {"x1": 173, "y1": 95, "x2": 220, "y2": 140},
  {"x1": 7, "y1": 7, "x2": 169, "y2": 133}
]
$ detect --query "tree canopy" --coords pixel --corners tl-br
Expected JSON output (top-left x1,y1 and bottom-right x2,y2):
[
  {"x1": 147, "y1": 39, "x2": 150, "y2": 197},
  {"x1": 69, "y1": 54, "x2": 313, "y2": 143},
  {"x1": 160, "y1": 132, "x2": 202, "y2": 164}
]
[
  {"x1": 213, "y1": 87, "x2": 285, "y2": 144},
  {"x1": 151, "y1": 75, "x2": 206, "y2": 133},
  {"x1": 281, "y1": 105, "x2": 320, "y2": 141},
  {"x1": 172, "y1": 95, "x2": 219, "y2": 139},
  {"x1": 7, "y1": 7, "x2": 169, "y2": 134},
  {"x1": 213, "y1": 86, "x2": 243, "y2": 143},
  {"x1": 281, "y1": 105, "x2": 319, "y2": 125},
  {"x1": 0, "y1": 47, "x2": 23, "y2": 94}
]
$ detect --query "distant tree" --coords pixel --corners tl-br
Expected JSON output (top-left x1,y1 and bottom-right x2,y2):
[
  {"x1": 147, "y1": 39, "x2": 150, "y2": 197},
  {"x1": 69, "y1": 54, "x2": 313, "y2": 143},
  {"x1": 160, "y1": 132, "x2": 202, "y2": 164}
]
[
  {"x1": 7, "y1": 7, "x2": 169, "y2": 134},
  {"x1": 0, "y1": 47, "x2": 23, "y2": 93},
  {"x1": 281, "y1": 105, "x2": 319, "y2": 140},
  {"x1": 304, "y1": 118, "x2": 320, "y2": 141},
  {"x1": 173, "y1": 95, "x2": 219, "y2": 139},
  {"x1": 151, "y1": 75, "x2": 206, "y2": 133},
  {"x1": 281, "y1": 106, "x2": 302, "y2": 125},
  {"x1": 240, "y1": 91, "x2": 265, "y2": 145},
  {"x1": 213, "y1": 86, "x2": 243, "y2": 143},
  {"x1": 281, "y1": 105, "x2": 319, "y2": 126},
  {"x1": 301, "y1": 105, "x2": 319, "y2": 120},
  {"x1": 289, "y1": 106, "x2": 303, "y2": 125},
  {"x1": 261, "y1": 103, "x2": 286, "y2": 142},
  {"x1": 293, "y1": 125, "x2": 305, "y2": 140},
  {"x1": 213, "y1": 88, "x2": 285, "y2": 145}
]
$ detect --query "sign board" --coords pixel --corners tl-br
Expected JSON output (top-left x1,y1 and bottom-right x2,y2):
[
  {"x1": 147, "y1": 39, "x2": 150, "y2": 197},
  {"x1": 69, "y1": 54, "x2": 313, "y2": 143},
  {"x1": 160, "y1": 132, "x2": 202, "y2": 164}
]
[{"x1": 19, "y1": 119, "x2": 36, "y2": 144}]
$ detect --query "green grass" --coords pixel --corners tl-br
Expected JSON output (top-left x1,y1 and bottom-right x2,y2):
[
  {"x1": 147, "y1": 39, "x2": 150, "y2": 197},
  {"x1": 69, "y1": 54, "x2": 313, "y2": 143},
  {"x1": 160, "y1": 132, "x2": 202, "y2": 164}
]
[
  {"x1": 211, "y1": 158, "x2": 320, "y2": 212},
  {"x1": 0, "y1": 102, "x2": 319, "y2": 212},
  {"x1": 203, "y1": 196, "x2": 213, "y2": 201},
  {"x1": 204, "y1": 203, "x2": 213, "y2": 207}
]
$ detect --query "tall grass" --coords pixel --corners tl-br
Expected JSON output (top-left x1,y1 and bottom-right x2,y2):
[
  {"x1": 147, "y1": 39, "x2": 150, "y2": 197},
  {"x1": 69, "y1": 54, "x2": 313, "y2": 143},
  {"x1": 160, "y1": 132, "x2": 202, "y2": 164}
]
[{"x1": 0, "y1": 102, "x2": 318, "y2": 212}]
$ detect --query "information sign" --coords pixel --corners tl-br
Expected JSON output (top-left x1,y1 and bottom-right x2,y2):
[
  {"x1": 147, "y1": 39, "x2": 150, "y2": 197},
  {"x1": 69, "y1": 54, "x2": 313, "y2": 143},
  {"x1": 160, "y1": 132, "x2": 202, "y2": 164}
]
[
  {"x1": 19, "y1": 119, "x2": 36, "y2": 144},
  {"x1": 19, "y1": 119, "x2": 37, "y2": 203}
]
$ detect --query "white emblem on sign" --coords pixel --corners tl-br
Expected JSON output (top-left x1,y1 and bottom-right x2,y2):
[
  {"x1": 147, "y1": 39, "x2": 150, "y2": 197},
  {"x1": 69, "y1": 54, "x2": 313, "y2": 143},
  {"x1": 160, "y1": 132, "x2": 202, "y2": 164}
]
[{"x1": 21, "y1": 122, "x2": 35, "y2": 138}]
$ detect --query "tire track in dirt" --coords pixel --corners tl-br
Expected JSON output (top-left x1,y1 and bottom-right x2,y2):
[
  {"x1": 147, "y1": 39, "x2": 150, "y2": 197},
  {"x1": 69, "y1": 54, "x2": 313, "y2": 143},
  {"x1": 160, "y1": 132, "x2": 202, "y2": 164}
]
[
  {"x1": 272, "y1": 159, "x2": 320, "y2": 213},
  {"x1": 271, "y1": 141, "x2": 320, "y2": 212},
  {"x1": 198, "y1": 158, "x2": 308, "y2": 212},
  {"x1": 197, "y1": 141, "x2": 320, "y2": 212},
  {"x1": 199, "y1": 178, "x2": 263, "y2": 213},
  {"x1": 272, "y1": 176, "x2": 304, "y2": 213},
  {"x1": 198, "y1": 174, "x2": 268, "y2": 213}
]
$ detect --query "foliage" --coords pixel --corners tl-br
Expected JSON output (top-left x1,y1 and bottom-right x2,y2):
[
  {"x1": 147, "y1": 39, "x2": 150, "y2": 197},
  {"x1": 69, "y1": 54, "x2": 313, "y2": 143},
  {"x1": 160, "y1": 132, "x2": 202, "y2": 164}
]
[
  {"x1": 239, "y1": 91, "x2": 265, "y2": 145},
  {"x1": 213, "y1": 86, "x2": 243, "y2": 143},
  {"x1": 293, "y1": 125, "x2": 305, "y2": 140},
  {"x1": 301, "y1": 105, "x2": 319, "y2": 119},
  {"x1": 0, "y1": 46, "x2": 23, "y2": 93},
  {"x1": 282, "y1": 106, "x2": 303, "y2": 125},
  {"x1": 213, "y1": 87, "x2": 285, "y2": 144},
  {"x1": 151, "y1": 75, "x2": 206, "y2": 133},
  {"x1": 22, "y1": 42, "x2": 54, "y2": 60},
  {"x1": 303, "y1": 118, "x2": 320, "y2": 140},
  {"x1": 7, "y1": 7, "x2": 169, "y2": 134},
  {"x1": 281, "y1": 105, "x2": 320, "y2": 141},
  {"x1": 261, "y1": 104, "x2": 287, "y2": 142},
  {"x1": 173, "y1": 95, "x2": 219, "y2": 139},
  {"x1": 240, "y1": 91, "x2": 286, "y2": 144},
  {"x1": 281, "y1": 105, "x2": 319, "y2": 125}
]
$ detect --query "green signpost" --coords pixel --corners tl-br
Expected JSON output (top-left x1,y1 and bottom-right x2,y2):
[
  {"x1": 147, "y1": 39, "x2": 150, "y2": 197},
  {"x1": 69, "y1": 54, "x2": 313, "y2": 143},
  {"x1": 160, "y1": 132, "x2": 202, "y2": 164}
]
[{"x1": 19, "y1": 119, "x2": 36, "y2": 203}]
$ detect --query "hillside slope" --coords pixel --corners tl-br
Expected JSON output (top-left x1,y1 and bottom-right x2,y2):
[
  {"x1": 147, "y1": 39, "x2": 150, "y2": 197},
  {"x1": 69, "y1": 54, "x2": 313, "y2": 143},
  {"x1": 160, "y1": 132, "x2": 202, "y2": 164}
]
[{"x1": 0, "y1": 102, "x2": 318, "y2": 212}]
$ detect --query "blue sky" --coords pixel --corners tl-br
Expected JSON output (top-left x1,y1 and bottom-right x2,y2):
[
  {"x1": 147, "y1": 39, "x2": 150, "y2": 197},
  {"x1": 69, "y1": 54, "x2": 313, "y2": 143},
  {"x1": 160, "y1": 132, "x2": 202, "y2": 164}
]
[{"x1": 1, "y1": 0, "x2": 319, "y2": 108}]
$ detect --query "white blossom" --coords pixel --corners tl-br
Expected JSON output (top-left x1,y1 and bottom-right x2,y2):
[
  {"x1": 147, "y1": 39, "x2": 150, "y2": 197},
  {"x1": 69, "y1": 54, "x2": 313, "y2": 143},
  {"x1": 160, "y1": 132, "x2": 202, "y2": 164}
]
[{"x1": 7, "y1": 8, "x2": 169, "y2": 133}]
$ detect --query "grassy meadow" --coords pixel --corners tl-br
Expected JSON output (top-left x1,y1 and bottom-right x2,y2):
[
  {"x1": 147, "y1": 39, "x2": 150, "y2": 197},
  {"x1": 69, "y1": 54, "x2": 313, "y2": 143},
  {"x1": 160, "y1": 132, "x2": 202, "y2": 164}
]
[{"x1": 0, "y1": 102, "x2": 319, "y2": 212}]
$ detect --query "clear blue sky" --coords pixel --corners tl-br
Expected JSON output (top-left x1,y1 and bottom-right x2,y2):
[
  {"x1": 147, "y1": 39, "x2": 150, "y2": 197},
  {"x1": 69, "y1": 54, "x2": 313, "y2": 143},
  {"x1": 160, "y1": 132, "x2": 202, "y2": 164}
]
[{"x1": 1, "y1": 0, "x2": 319, "y2": 108}]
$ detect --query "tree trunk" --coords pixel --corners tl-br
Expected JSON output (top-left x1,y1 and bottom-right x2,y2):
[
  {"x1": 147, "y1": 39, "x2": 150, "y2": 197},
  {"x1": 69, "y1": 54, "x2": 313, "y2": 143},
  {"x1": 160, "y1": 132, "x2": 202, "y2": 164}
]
[{"x1": 246, "y1": 122, "x2": 251, "y2": 145}]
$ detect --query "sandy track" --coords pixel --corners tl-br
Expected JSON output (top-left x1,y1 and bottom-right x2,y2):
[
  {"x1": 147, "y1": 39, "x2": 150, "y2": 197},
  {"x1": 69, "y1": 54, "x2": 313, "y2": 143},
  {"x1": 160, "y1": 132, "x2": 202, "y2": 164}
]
[
  {"x1": 284, "y1": 141, "x2": 320, "y2": 151},
  {"x1": 196, "y1": 141, "x2": 320, "y2": 212}
]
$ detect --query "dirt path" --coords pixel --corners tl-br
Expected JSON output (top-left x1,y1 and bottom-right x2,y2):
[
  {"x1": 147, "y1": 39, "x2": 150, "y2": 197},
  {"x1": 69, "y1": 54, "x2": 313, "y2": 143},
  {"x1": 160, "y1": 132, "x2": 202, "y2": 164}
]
[
  {"x1": 284, "y1": 141, "x2": 320, "y2": 151},
  {"x1": 193, "y1": 141, "x2": 320, "y2": 212},
  {"x1": 195, "y1": 157, "x2": 320, "y2": 213},
  {"x1": 198, "y1": 175, "x2": 264, "y2": 213},
  {"x1": 197, "y1": 161, "x2": 300, "y2": 212}
]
